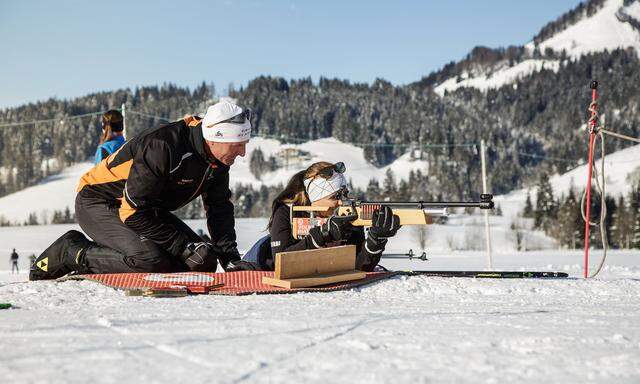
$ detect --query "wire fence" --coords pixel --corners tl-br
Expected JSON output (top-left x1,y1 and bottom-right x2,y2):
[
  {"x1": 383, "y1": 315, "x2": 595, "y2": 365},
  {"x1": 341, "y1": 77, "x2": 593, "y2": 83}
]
[{"x1": 0, "y1": 108, "x2": 635, "y2": 165}]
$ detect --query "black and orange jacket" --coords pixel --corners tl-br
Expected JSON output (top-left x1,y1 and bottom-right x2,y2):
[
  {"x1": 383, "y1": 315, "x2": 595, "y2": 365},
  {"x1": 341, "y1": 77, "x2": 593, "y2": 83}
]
[{"x1": 77, "y1": 116, "x2": 237, "y2": 257}]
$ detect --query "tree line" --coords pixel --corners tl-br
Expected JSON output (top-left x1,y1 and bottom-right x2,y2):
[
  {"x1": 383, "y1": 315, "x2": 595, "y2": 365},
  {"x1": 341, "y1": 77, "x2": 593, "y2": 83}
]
[{"x1": 523, "y1": 173, "x2": 640, "y2": 249}]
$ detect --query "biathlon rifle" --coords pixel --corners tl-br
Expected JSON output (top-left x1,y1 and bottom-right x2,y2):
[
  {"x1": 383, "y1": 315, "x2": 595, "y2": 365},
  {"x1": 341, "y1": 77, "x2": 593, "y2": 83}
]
[{"x1": 290, "y1": 193, "x2": 494, "y2": 239}]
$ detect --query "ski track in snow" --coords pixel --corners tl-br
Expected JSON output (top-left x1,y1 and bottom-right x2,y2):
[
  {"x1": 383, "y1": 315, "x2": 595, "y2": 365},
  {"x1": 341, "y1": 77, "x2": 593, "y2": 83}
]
[{"x1": 1, "y1": 249, "x2": 640, "y2": 383}]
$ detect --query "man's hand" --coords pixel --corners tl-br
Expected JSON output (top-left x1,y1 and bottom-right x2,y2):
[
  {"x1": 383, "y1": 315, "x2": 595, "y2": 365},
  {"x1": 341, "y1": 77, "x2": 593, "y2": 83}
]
[
  {"x1": 224, "y1": 260, "x2": 258, "y2": 272},
  {"x1": 217, "y1": 248, "x2": 243, "y2": 271},
  {"x1": 181, "y1": 242, "x2": 218, "y2": 272}
]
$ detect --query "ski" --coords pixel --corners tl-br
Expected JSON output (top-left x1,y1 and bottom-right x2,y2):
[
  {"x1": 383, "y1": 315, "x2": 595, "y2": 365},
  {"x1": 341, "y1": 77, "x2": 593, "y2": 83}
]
[{"x1": 401, "y1": 271, "x2": 568, "y2": 278}]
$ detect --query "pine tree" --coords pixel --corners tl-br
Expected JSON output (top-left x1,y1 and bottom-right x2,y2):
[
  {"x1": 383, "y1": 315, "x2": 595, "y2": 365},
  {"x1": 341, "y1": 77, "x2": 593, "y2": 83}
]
[
  {"x1": 63, "y1": 206, "x2": 73, "y2": 223},
  {"x1": 632, "y1": 209, "x2": 640, "y2": 249},
  {"x1": 626, "y1": 182, "x2": 640, "y2": 248},
  {"x1": 27, "y1": 212, "x2": 39, "y2": 226},
  {"x1": 556, "y1": 189, "x2": 581, "y2": 248},
  {"x1": 632, "y1": 190, "x2": 640, "y2": 249},
  {"x1": 366, "y1": 179, "x2": 381, "y2": 200},
  {"x1": 611, "y1": 196, "x2": 630, "y2": 249},
  {"x1": 534, "y1": 173, "x2": 556, "y2": 232},
  {"x1": 397, "y1": 180, "x2": 410, "y2": 200},
  {"x1": 51, "y1": 210, "x2": 62, "y2": 224},
  {"x1": 523, "y1": 190, "x2": 534, "y2": 218},
  {"x1": 382, "y1": 169, "x2": 397, "y2": 200}
]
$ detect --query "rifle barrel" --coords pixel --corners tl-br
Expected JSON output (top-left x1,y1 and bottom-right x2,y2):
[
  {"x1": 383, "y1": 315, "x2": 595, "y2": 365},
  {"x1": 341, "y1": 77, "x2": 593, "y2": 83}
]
[{"x1": 348, "y1": 200, "x2": 494, "y2": 210}]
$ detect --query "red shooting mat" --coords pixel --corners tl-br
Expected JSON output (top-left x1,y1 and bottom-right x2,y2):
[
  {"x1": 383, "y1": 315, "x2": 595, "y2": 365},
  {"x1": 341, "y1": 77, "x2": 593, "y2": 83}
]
[{"x1": 61, "y1": 271, "x2": 398, "y2": 296}]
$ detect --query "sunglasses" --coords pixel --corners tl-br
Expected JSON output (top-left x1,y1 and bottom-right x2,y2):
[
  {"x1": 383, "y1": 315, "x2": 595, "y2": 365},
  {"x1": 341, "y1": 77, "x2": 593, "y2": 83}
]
[
  {"x1": 318, "y1": 161, "x2": 346, "y2": 179},
  {"x1": 215, "y1": 108, "x2": 252, "y2": 126}
]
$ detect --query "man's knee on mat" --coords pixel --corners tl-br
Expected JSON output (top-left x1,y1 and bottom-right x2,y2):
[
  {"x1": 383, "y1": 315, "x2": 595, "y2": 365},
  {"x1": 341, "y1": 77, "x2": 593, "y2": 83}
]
[{"x1": 124, "y1": 240, "x2": 186, "y2": 273}]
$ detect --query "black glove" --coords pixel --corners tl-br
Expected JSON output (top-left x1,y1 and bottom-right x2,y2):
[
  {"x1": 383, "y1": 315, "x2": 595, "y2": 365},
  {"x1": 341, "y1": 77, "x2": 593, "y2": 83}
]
[
  {"x1": 180, "y1": 242, "x2": 218, "y2": 272},
  {"x1": 368, "y1": 206, "x2": 401, "y2": 241},
  {"x1": 224, "y1": 260, "x2": 258, "y2": 272},
  {"x1": 218, "y1": 248, "x2": 242, "y2": 271},
  {"x1": 308, "y1": 211, "x2": 358, "y2": 247}
]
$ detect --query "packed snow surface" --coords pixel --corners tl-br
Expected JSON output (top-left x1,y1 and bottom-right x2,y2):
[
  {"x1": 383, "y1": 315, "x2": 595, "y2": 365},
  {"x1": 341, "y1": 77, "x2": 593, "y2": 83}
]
[{"x1": 1, "y1": 223, "x2": 640, "y2": 383}]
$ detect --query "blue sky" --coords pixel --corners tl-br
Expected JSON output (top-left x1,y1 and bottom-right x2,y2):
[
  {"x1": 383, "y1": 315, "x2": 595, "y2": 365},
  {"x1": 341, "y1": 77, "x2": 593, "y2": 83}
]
[{"x1": 0, "y1": 0, "x2": 582, "y2": 109}]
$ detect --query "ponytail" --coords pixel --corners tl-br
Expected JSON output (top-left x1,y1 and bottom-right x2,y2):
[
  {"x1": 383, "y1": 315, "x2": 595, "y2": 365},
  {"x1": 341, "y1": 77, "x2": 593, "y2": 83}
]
[{"x1": 99, "y1": 110, "x2": 124, "y2": 145}]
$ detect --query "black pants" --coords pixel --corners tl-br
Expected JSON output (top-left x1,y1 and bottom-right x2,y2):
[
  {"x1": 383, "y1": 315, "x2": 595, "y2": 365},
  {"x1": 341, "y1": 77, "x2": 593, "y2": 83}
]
[{"x1": 75, "y1": 192, "x2": 200, "y2": 273}]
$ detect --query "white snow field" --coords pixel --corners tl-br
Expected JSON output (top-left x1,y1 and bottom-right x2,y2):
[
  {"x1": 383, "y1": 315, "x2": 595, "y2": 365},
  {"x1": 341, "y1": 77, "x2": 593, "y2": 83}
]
[{"x1": 1, "y1": 221, "x2": 640, "y2": 384}]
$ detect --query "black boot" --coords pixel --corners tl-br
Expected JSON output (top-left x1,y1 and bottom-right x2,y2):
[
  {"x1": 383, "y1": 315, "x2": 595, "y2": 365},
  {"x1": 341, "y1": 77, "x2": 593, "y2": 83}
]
[{"x1": 30, "y1": 230, "x2": 92, "y2": 281}]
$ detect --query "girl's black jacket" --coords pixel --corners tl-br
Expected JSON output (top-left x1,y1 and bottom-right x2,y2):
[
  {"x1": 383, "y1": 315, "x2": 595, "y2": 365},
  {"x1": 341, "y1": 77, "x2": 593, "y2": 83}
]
[{"x1": 267, "y1": 203, "x2": 385, "y2": 271}]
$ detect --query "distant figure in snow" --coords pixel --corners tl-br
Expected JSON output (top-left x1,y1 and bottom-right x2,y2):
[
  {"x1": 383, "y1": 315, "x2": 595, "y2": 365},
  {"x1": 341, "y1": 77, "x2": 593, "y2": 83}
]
[
  {"x1": 94, "y1": 109, "x2": 125, "y2": 164},
  {"x1": 29, "y1": 254, "x2": 36, "y2": 267},
  {"x1": 10, "y1": 248, "x2": 19, "y2": 274}
]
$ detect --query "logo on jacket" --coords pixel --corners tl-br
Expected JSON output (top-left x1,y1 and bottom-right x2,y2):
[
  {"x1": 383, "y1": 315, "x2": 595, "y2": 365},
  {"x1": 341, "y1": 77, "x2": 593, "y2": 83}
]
[{"x1": 177, "y1": 179, "x2": 194, "y2": 185}]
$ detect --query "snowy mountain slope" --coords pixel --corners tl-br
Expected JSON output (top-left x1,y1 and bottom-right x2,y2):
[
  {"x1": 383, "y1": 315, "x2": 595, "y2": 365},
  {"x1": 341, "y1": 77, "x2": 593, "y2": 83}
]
[
  {"x1": 0, "y1": 137, "x2": 428, "y2": 224},
  {"x1": 495, "y1": 143, "x2": 640, "y2": 219},
  {"x1": 235, "y1": 137, "x2": 428, "y2": 188},
  {"x1": 434, "y1": 59, "x2": 560, "y2": 96},
  {"x1": 434, "y1": 0, "x2": 640, "y2": 95},
  {"x1": 525, "y1": 0, "x2": 640, "y2": 59},
  {"x1": 0, "y1": 162, "x2": 92, "y2": 225}
]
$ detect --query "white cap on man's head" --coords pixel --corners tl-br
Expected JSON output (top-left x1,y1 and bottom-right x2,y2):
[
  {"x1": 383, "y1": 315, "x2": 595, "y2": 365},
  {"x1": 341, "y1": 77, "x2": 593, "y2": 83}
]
[{"x1": 201, "y1": 101, "x2": 251, "y2": 143}]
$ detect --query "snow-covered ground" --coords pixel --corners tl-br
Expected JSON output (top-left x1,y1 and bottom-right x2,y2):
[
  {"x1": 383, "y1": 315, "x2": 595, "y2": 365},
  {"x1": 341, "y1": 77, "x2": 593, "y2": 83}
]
[{"x1": 1, "y1": 220, "x2": 639, "y2": 383}]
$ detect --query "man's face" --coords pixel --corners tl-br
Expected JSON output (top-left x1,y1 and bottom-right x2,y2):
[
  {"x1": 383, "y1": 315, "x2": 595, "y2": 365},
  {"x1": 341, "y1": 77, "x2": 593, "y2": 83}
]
[{"x1": 204, "y1": 140, "x2": 248, "y2": 166}]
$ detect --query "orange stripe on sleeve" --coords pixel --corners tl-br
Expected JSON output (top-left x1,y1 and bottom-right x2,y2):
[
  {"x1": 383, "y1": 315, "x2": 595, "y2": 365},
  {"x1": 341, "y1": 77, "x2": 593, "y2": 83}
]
[
  {"x1": 119, "y1": 193, "x2": 137, "y2": 222},
  {"x1": 77, "y1": 159, "x2": 133, "y2": 192}
]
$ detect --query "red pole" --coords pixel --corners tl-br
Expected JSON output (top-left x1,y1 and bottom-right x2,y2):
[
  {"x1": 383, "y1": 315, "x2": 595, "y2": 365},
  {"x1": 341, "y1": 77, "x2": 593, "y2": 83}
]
[{"x1": 583, "y1": 81, "x2": 598, "y2": 278}]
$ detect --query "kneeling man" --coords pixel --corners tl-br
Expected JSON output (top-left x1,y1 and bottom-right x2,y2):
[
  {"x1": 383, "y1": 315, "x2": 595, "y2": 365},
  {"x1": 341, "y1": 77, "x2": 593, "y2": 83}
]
[{"x1": 31, "y1": 101, "x2": 252, "y2": 280}]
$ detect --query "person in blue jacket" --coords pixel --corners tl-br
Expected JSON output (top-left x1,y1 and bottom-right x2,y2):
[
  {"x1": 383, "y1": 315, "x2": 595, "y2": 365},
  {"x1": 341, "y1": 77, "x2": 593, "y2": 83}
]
[{"x1": 94, "y1": 110, "x2": 125, "y2": 164}]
